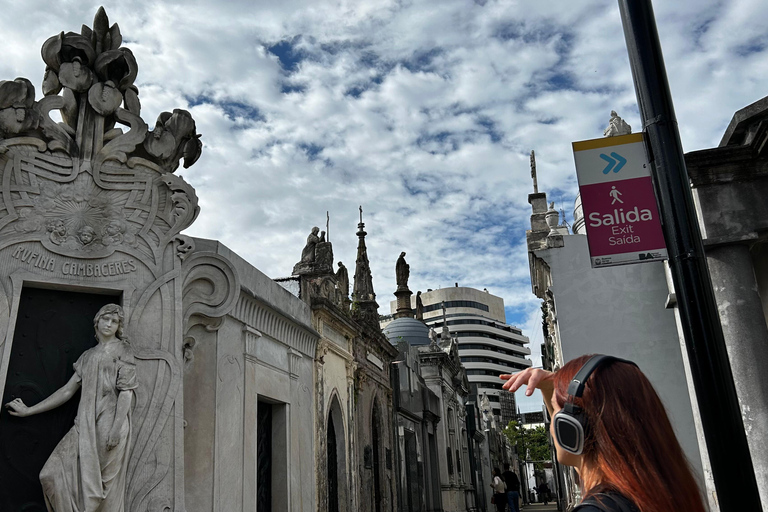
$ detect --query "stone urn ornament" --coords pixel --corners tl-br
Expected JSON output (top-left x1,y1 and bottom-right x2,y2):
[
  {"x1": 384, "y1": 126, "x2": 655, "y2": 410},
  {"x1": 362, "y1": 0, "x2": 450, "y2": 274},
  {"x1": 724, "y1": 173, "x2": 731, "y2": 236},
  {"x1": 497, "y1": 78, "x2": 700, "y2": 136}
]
[{"x1": 546, "y1": 201, "x2": 560, "y2": 235}]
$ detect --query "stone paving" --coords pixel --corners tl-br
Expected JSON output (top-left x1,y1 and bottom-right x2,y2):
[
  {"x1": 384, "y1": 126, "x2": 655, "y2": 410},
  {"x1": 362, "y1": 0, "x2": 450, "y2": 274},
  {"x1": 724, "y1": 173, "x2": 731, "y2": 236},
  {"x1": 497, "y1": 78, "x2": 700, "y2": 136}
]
[{"x1": 521, "y1": 503, "x2": 560, "y2": 512}]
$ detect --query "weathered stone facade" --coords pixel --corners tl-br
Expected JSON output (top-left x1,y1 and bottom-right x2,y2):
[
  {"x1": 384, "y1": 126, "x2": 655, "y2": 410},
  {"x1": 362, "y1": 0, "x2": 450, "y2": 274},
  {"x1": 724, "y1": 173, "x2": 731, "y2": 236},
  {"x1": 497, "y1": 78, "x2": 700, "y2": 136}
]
[
  {"x1": 184, "y1": 241, "x2": 318, "y2": 512},
  {"x1": 684, "y1": 95, "x2": 768, "y2": 508},
  {"x1": 350, "y1": 213, "x2": 399, "y2": 512},
  {"x1": 418, "y1": 331, "x2": 474, "y2": 511},
  {"x1": 391, "y1": 341, "x2": 443, "y2": 512},
  {"x1": 0, "y1": 10, "x2": 319, "y2": 512}
]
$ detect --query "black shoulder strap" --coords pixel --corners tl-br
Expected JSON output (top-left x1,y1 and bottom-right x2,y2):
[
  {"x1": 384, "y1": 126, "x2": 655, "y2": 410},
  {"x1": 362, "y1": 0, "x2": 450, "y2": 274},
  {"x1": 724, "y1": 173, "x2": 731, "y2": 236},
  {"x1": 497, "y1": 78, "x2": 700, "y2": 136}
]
[{"x1": 574, "y1": 493, "x2": 636, "y2": 512}]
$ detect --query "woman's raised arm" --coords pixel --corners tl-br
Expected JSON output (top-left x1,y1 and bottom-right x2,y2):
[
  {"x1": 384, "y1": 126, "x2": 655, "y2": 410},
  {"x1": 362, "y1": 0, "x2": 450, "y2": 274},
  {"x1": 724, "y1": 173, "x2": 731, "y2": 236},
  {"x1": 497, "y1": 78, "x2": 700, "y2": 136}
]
[{"x1": 5, "y1": 372, "x2": 82, "y2": 417}]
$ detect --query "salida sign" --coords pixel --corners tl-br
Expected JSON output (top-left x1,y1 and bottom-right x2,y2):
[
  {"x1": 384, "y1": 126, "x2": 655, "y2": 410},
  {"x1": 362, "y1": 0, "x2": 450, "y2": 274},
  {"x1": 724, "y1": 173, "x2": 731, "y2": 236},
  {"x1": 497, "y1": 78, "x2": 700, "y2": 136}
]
[{"x1": 572, "y1": 133, "x2": 667, "y2": 268}]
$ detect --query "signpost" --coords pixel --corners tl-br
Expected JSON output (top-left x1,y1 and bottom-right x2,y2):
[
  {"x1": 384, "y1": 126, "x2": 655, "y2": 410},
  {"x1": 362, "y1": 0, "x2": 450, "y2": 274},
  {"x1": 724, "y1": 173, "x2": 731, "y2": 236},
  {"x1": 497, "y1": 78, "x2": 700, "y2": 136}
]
[{"x1": 572, "y1": 133, "x2": 667, "y2": 268}]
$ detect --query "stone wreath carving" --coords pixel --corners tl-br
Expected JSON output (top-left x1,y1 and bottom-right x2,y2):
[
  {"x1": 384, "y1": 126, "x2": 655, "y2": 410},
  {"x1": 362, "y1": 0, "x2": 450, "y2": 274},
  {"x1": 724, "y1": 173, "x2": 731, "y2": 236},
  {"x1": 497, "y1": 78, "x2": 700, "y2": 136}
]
[{"x1": 0, "y1": 8, "x2": 202, "y2": 264}]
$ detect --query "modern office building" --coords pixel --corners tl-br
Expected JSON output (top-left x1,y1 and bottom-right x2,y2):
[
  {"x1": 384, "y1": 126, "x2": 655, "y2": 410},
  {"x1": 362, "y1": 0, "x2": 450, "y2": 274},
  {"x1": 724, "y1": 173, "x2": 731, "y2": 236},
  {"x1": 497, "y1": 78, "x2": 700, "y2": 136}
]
[{"x1": 386, "y1": 286, "x2": 532, "y2": 420}]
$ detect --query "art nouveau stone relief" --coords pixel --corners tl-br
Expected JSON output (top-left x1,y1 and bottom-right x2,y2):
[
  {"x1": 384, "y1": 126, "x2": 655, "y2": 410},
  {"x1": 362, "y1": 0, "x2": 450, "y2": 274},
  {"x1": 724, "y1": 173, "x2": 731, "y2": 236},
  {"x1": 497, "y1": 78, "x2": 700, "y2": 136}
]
[{"x1": 0, "y1": 8, "x2": 238, "y2": 511}]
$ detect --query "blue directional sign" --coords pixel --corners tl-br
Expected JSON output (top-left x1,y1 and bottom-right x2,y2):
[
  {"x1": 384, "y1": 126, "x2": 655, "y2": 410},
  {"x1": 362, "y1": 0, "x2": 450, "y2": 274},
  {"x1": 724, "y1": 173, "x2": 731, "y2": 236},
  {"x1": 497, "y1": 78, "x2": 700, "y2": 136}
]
[{"x1": 599, "y1": 152, "x2": 627, "y2": 174}]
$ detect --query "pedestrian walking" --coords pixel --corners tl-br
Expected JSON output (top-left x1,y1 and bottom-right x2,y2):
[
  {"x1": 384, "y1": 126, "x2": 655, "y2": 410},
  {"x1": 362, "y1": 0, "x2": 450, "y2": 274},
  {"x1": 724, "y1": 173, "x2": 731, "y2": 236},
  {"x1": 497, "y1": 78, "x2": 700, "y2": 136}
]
[
  {"x1": 501, "y1": 463, "x2": 520, "y2": 512},
  {"x1": 491, "y1": 467, "x2": 507, "y2": 512},
  {"x1": 500, "y1": 354, "x2": 707, "y2": 512},
  {"x1": 537, "y1": 481, "x2": 550, "y2": 505}
]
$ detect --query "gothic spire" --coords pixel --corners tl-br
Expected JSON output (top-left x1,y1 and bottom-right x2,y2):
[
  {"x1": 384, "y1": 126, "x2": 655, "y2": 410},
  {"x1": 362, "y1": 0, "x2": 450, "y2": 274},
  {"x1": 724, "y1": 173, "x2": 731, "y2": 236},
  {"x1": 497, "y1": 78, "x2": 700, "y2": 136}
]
[{"x1": 352, "y1": 206, "x2": 379, "y2": 323}]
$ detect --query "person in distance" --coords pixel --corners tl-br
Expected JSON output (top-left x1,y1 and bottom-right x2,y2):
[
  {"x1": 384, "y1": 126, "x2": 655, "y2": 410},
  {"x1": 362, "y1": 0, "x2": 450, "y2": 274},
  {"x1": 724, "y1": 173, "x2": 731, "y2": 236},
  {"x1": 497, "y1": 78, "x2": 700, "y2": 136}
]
[{"x1": 500, "y1": 354, "x2": 706, "y2": 512}]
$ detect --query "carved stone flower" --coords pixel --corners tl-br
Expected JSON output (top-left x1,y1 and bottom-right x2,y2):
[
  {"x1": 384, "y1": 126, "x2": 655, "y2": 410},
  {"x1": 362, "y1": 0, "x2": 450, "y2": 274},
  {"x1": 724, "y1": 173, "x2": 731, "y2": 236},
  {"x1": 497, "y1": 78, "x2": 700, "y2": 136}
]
[
  {"x1": 166, "y1": 109, "x2": 196, "y2": 141},
  {"x1": 183, "y1": 134, "x2": 203, "y2": 168},
  {"x1": 41, "y1": 32, "x2": 96, "y2": 93},
  {"x1": 0, "y1": 78, "x2": 39, "y2": 135},
  {"x1": 42, "y1": 67, "x2": 62, "y2": 96},
  {"x1": 144, "y1": 109, "x2": 202, "y2": 168},
  {"x1": 88, "y1": 80, "x2": 123, "y2": 116},
  {"x1": 144, "y1": 113, "x2": 176, "y2": 159},
  {"x1": 58, "y1": 57, "x2": 94, "y2": 92},
  {"x1": 93, "y1": 48, "x2": 138, "y2": 92}
]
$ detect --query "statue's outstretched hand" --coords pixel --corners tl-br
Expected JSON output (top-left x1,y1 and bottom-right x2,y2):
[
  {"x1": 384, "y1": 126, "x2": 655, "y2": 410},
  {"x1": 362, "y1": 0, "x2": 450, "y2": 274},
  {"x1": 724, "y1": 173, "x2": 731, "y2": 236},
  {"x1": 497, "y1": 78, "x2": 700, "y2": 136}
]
[{"x1": 4, "y1": 398, "x2": 30, "y2": 417}]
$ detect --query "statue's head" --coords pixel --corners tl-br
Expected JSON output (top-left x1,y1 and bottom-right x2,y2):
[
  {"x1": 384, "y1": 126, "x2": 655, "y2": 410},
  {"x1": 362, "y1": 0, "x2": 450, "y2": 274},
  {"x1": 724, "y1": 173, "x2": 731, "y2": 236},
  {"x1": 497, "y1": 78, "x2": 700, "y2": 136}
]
[
  {"x1": 610, "y1": 110, "x2": 618, "y2": 117},
  {"x1": 400, "y1": 251, "x2": 406, "y2": 258},
  {"x1": 311, "y1": 226, "x2": 319, "y2": 234},
  {"x1": 93, "y1": 303, "x2": 126, "y2": 340}
]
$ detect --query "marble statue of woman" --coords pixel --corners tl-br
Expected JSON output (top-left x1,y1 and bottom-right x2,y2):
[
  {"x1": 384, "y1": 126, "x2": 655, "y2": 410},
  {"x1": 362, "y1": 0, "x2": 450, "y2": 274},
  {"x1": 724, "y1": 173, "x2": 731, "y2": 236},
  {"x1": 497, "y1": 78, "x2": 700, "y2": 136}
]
[{"x1": 5, "y1": 304, "x2": 137, "y2": 512}]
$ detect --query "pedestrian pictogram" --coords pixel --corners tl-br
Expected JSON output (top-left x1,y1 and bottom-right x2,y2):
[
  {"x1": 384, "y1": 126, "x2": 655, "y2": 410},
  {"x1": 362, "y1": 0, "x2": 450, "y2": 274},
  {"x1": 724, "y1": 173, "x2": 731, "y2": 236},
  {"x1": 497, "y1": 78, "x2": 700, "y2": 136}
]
[
  {"x1": 609, "y1": 186, "x2": 623, "y2": 204},
  {"x1": 572, "y1": 133, "x2": 667, "y2": 268},
  {"x1": 600, "y1": 152, "x2": 627, "y2": 174}
]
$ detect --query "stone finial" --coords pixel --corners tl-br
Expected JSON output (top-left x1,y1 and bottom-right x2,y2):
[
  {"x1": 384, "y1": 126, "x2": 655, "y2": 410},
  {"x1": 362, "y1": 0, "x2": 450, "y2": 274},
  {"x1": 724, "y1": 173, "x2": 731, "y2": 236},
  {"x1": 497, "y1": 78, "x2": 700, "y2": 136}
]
[
  {"x1": 546, "y1": 202, "x2": 559, "y2": 235},
  {"x1": 604, "y1": 110, "x2": 631, "y2": 137}
]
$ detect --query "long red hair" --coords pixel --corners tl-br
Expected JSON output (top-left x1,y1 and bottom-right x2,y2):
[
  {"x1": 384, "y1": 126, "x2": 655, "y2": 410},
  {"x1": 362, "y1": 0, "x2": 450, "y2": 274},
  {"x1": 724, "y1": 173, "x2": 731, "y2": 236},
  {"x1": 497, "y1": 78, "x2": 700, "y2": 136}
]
[{"x1": 553, "y1": 355, "x2": 706, "y2": 512}]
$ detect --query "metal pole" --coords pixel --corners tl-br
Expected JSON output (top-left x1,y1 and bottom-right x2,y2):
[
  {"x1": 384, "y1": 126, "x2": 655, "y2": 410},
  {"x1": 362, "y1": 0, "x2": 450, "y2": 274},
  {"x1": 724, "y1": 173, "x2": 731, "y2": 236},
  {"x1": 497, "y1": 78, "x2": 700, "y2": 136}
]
[{"x1": 617, "y1": 1, "x2": 762, "y2": 510}]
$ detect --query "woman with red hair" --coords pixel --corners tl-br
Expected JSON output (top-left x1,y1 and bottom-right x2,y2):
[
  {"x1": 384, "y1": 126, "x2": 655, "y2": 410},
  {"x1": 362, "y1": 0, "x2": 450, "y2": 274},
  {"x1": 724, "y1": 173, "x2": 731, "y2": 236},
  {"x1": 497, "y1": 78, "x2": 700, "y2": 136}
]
[{"x1": 500, "y1": 354, "x2": 706, "y2": 512}]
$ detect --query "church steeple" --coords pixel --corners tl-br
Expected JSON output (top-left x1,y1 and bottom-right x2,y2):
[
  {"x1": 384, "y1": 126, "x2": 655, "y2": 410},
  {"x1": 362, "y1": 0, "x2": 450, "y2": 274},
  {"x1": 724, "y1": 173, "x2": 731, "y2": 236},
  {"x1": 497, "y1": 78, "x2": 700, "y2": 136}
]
[{"x1": 352, "y1": 206, "x2": 379, "y2": 324}]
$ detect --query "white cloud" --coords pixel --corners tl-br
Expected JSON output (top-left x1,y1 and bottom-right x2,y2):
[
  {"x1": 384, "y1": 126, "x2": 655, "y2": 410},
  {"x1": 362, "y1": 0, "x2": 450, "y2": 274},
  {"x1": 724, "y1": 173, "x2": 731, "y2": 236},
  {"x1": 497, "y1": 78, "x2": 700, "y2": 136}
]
[{"x1": 2, "y1": 0, "x2": 767, "y2": 411}]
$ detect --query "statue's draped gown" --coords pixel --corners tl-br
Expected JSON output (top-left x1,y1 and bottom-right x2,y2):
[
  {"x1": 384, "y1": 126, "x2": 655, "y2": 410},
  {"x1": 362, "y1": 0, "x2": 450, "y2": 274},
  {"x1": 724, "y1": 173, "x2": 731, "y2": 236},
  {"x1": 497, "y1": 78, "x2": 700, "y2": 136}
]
[
  {"x1": 301, "y1": 233, "x2": 320, "y2": 262},
  {"x1": 40, "y1": 340, "x2": 137, "y2": 512}
]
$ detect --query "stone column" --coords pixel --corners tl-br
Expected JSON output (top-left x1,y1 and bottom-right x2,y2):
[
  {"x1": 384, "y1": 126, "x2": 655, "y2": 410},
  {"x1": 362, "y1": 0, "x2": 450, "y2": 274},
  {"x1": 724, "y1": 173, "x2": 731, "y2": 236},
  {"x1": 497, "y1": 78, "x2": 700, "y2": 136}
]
[{"x1": 706, "y1": 243, "x2": 768, "y2": 505}]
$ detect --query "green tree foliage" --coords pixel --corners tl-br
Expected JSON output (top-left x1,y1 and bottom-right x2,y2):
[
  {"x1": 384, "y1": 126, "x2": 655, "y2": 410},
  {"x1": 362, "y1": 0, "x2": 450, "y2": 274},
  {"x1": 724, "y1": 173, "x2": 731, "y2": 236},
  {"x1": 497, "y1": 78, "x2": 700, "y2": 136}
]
[{"x1": 503, "y1": 420, "x2": 551, "y2": 469}]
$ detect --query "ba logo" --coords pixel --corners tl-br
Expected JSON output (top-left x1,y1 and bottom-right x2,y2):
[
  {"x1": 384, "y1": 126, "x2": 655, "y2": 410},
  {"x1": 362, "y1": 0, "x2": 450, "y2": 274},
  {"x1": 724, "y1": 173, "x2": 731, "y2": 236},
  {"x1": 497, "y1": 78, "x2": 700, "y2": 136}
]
[{"x1": 639, "y1": 253, "x2": 654, "y2": 260}]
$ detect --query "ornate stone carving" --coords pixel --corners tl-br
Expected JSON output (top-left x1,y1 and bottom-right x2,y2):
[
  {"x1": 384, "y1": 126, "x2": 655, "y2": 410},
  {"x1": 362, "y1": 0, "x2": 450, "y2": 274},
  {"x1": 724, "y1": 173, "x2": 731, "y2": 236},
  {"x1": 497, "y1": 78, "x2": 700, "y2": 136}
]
[
  {"x1": 174, "y1": 234, "x2": 195, "y2": 261},
  {"x1": 293, "y1": 226, "x2": 333, "y2": 275},
  {"x1": 308, "y1": 274, "x2": 343, "y2": 306},
  {"x1": 0, "y1": 8, "x2": 202, "y2": 267},
  {"x1": 177, "y1": 226, "x2": 239, "y2": 372},
  {"x1": 5, "y1": 304, "x2": 137, "y2": 511},
  {"x1": 0, "y1": 10, "x2": 215, "y2": 511},
  {"x1": 181, "y1": 251, "x2": 239, "y2": 324},
  {"x1": 604, "y1": 110, "x2": 631, "y2": 137}
]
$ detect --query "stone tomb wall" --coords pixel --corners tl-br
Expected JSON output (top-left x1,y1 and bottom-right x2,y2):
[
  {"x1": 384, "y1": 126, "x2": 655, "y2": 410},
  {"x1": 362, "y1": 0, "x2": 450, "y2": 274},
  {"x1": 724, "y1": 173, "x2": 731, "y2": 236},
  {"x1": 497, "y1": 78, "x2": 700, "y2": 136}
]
[
  {"x1": 183, "y1": 239, "x2": 319, "y2": 512},
  {"x1": 0, "y1": 145, "x2": 241, "y2": 512}
]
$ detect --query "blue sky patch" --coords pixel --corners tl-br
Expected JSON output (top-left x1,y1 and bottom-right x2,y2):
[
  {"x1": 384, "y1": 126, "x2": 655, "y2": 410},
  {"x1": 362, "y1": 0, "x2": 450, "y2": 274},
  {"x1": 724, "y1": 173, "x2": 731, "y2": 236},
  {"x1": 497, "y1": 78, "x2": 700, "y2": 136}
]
[
  {"x1": 298, "y1": 142, "x2": 324, "y2": 161},
  {"x1": 186, "y1": 95, "x2": 266, "y2": 122},
  {"x1": 267, "y1": 37, "x2": 306, "y2": 72}
]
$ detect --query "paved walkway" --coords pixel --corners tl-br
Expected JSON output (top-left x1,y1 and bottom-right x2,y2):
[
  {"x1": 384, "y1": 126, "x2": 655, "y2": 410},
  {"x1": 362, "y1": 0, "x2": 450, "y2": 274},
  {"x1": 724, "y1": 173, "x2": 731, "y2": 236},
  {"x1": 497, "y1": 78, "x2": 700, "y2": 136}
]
[{"x1": 521, "y1": 503, "x2": 559, "y2": 512}]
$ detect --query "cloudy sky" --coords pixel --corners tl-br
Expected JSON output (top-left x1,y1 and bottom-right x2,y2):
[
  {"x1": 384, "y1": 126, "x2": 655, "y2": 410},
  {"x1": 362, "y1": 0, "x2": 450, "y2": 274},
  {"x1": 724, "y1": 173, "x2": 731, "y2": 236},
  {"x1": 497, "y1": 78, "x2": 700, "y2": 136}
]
[{"x1": 2, "y1": 0, "x2": 767, "y2": 411}]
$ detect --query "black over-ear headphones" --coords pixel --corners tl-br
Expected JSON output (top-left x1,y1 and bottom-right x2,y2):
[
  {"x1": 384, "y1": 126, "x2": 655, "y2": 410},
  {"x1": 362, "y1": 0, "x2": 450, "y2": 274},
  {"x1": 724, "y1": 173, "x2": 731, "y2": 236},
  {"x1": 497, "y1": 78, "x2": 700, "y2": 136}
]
[{"x1": 552, "y1": 354, "x2": 637, "y2": 455}]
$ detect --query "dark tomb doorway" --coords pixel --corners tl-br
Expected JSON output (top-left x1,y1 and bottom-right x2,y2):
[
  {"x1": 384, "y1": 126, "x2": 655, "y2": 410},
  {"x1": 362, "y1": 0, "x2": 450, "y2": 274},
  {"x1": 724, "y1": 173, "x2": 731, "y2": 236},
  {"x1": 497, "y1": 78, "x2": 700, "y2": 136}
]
[
  {"x1": 257, "y1": 401, "x2": 273, "y2": 512},
  {"x1": 372, "y1": 401, "x2": 382, "y2": 512},
  {"x1": 0, "y1": 287, "x2": 118, "y2": 512},
  {"x1": 327, "y1": 414, "x2": 339, "y2": 512}
]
